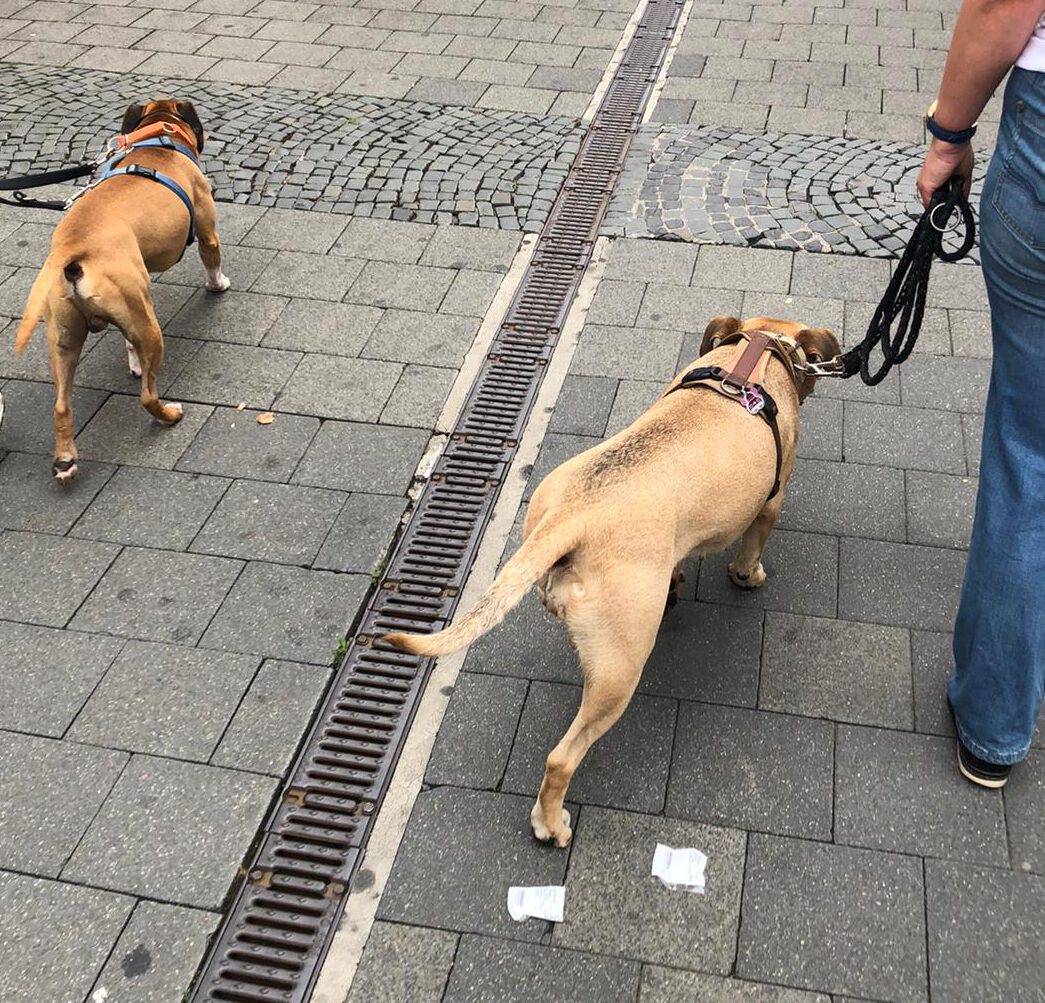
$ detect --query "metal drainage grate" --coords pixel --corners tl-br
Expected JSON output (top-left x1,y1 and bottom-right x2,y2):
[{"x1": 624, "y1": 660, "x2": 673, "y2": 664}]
[{"x1": 191, "y1": 2, "x2": 685, "y2": 1000}]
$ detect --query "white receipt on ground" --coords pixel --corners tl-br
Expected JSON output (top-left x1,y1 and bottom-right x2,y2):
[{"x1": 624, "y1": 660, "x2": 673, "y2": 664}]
[
  {"x1": 651, "y1": 843, "x2": 707, "y2": 893},
  {"x1": 507, "y1": 884, "x2": 565, "y2": 922}
]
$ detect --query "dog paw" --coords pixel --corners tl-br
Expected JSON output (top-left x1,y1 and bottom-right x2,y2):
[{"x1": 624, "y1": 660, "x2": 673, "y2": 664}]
[
  {"x1": 530, "y1": 803, "x2": 572, "y2": 848},
  {"x1": 729, "y1": 561, "x2": 766, "y2": 589},
  {"x1": 157, "y1": 402, "x2": 184, "y2": 426},
  {"x1": 52, "y1": 456, "x2": 78, "y2": 484},
  {"x1": 206, "y1": 271, "x2": 231, "y2": 293}
]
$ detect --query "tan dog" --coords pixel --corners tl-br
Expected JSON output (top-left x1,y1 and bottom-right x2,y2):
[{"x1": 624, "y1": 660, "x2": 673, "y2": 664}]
[
  {"x1": 385, "y1": 316, "x2": 840, "y2": 847},
  {"x1": 14, "y1": 99, "x2": 229, "y2": 482}
]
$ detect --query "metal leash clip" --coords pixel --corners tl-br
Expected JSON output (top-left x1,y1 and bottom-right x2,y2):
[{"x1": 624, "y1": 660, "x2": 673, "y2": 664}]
[{"x1": 794, "y1": 356, "x2": 847, "y2": 378}]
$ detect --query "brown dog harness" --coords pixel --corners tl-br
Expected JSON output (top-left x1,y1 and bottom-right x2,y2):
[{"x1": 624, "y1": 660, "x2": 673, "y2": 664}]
[{"x1": 663, "y1": 331, "x2": 802, "y2": 501}]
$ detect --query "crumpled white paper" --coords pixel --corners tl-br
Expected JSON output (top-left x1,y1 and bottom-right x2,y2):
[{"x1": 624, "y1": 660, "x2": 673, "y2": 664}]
[
  {"x1": 507, "y1": 884, "x2": 565, "y2": 922},
  {"x1": 651, "y1": 842, "x2": 707, "y2": 893}
]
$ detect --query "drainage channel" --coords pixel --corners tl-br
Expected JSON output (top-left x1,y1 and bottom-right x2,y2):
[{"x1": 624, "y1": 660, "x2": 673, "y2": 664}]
[{"x1": 190, "y1": 2, "x2": 685, "y2": 999}]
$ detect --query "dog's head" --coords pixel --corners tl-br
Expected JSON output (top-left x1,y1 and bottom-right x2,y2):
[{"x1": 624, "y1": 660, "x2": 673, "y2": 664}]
[
  {"x1": 120, "y1": 99, "x2": 206, "y2": 153},
  {"x1": 699, "y1": 315, "x2": 841, "y2": 402}
]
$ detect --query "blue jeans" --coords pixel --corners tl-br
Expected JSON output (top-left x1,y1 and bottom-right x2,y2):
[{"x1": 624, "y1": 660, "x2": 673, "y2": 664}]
[{"x1": 951, "y1": 67, "x2": 1045, "y2": 765}]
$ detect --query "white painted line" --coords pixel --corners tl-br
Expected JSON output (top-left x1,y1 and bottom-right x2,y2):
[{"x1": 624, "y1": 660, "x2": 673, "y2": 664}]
[{"x1": 310, "y1": 238, "x2": 614, "y2": 1003}]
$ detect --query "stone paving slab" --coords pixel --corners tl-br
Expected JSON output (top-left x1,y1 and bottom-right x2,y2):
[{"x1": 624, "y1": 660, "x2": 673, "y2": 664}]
[{"x1": 347, "y1": 921, "x2": 458, "y2": 1003}]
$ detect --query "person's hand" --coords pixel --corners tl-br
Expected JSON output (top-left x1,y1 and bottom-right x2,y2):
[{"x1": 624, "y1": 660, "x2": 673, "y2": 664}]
[{"x1": 917, "y1": 138, "x2": 975, "y2": 207}]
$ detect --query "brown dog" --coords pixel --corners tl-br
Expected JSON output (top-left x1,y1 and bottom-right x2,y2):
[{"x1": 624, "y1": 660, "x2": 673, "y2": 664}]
[
  {"x1": 385, "y1": 316, "x2": 840, "y2": 847},
  {"x1": 14, "y1": 99, "x2": 229, "y2": 482}
]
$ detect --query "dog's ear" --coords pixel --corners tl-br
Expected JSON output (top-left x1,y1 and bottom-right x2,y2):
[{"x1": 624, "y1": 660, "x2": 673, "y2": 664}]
[
  {"x1": 174, "y1": 100, "x2": 205, "y2": 152},
  {"x1": 120, "y1": 103, "x2": 144, "y2": 135},
  {"x1": 699, "y1": 316, "x2": 742, "y2": 356},
  {"x1": 796, "y1": 326, "x2": 841, "y2": 364}
]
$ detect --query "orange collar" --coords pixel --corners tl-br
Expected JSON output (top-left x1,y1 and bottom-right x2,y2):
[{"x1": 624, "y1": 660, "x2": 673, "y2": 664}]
[{"x1": 117, "y1": 119, "x2": 198, "y2": 153}]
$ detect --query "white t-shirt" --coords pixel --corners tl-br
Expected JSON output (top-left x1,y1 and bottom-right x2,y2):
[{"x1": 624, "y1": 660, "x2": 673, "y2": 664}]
[{"x1": 1016, "y1": 15, "x2": 1045, "y2": 70}]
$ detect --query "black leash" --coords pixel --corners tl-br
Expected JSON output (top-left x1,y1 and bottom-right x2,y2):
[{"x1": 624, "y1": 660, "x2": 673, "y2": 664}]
[
  {"x1": 0, "y1": 161, "x2": 98, "y2": 210},
  {"x1": 837, "y1": 176, "x2": 976, "y2": 385}
]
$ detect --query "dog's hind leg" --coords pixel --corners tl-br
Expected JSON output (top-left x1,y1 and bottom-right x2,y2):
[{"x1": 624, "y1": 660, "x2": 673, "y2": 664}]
[
  {"x1": 46, "y1": 302, "x2": 88, "y2": 483},
  {"x1": 530, "y1": 569, "x2": 665, "y2": 847},
  {"x1": 194, "y1": 191, "x2": 230, "y2": 293},
  {"x1": 118, "y1": 282, "x2": 184, "y2": 426},
  {"x1": 728, "y1": 494, "x2": 785, "y2": 589}
]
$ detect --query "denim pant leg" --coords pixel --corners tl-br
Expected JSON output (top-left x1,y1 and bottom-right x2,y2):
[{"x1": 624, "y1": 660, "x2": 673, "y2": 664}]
[{"x1": 950, "y1": 68, "x2": 1045, "y2": 765}]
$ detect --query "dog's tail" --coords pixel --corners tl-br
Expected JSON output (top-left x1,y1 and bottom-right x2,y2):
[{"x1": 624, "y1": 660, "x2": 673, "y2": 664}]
[
  {"x1": 383, "y1": 513, "x2": 581, "y2": 658},
  {"x1": 14, "y1": 257, "x2": 72, "y2": 354}
]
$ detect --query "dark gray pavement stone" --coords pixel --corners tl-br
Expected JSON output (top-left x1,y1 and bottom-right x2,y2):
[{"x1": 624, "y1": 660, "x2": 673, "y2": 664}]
[
  {"x1": 738, "y1": 835, "x2": 927, "y2": 1001},
  {"x1": 523, "y1": 432, "x2": 599, "y2": 501},
  {"x1": 604, "y1": 378, "x2": 667, "y2": 437},
  {"x1": 843, "y1": 402, "x2": 966, "y2": 474},
  {"x1": 212, "y1": 659, "x2": 331, "y2": 776},
  {"x1": 791, "y1": 254, "x2": 891, "y2": 301},
  {"x1": 420, "y1": 227, "x2": 520, "y2": 272},
  {"x1": 502, "y1": 681, "x2": 676, "y2": 813},
  {"x1": 835, "y1": 725, "x2": 1008, "y2": 865},
  {"x1": 88, "y1": 900, "x2": 219, "y2": 1003},
  {"x1": 962, "y1": 412, "x2": 983, "y2": 476},
  {"x1": 795, "y1": 396, "x2": 842, "y2": 462},
  {"x1": 547, "y1": 374, "x2": 617, "y2": 437},
  {"x1": 191, "y1": 479, "x2": 346, "y2": 565},
  {"x1": 0, "y1": 378, "x2": 108, "y2": 455},
  {"x1": 695, "y1": 245, "x2": 793, "y2": 293},
  {"x1": 168, "y1": 342, "x2": 301, "y2": 409},
  {"x1": 445, "y1": 935, "x2": 641, "y2": 1003},
  {"x1": 75, "y1": 393, "x2": 215, "y2": 469},
  {"x1": 639, "y1": 967, "x2": 830, "y2": 1002},
  {"x1": 70, "y1": 466, "x2": 230, "y2": 549},
  {"x1": 252, "y1": 250, "x2": 364, "y2": 301},
  {"x1": 553, "y1": 806, "x2": 746, "y2": 972},
  {"x1": 261, "y1": 299, "x2": 382, "y2": 356},
  {"x1": 1005, "y1": 749, "x2": 1045, "y2": 875},
  {"x1": 569, "y1": 324, "x2": 686, "y2": 382},
  {"x1": 75, "y1": 334, "x2": 202, "y2": 395},
  {"x1": 838, "y1": 538, "x2": 966, "y2": 632},
  {"x1": 781, "y1": 458, "x2": 906, "y2": 542},
  {"x1": 241, "y1": 206, "x2": 349, "y2": 253},
  {"x1": 175, "y1": 406, "x2": 320, "y2": 482},
  {"x1": 667, "y1": 703, "x2": 834, "y2": 840},
  {"x1": 899, "y1": 356, "x2": 990, "y2": 414},
  {"x1": 588, "y1": 279, "x2": 645, "y2": 328},
  {"x1": 927, "y1": 861, "x2": 1045, "y2": 1003},
  {"x1": 0, "y1": 531, "x2": 118, "y2": 627},
  {"x1": 332, "y1": 218, "x2": 436, "y2": 265},
  {"x1": 425, "y1": 672, "x2": 528, "y2": 790},
  {"x1": 292, "y1": 420, "x2": 429, "y2": 494},
  {"x1": 70, "y1": 546, "x2": 243, "y2": 645},
  {"x1": 65, "y1": 754, "x2": 276, "y2": 909},
  {"x1": 68, "y1": 640, "x2": 259, "y2": 761},
  {"x1": 641, "y1": 601, "x2": 763, "y2": 708},
  {"x1": 201, "y1": 561, "x2": 369, "y2": 664},
  {"x1": 346, "y1": 921, "x2": 458, "y2": 1003},
  {"x1": 365, "y1": 309, "x2": 481, "y2": 368},
  {"x1": 0, "y1": 729, "x2": 126, "y2": 877},
  {"x1": 313, "y1": 492, "x2": 405, "y2": 574},
  {"x1": 905, "y1": 470, "x2": 976, "y2": 550},
  {"x1": 165, "y1": 288, "x2": 289, "y2": 347},
  {"x1": 347, "y1": 260, "x2": 455, "y2": 313},
  {"x1": 761, "y1": 612, "x2": 913, "y2": 729},
  {"x1": 639, "y1": 282, "x2": 743, "y2": 334},
  {"x1": 275, "y1": 354, "x2": 402, "y2": 422},
  {"x1": 0, "y1": 871, "x2": 133, "y2": 1003},
  {"x1": 603, "y1": 239, "x2": 698, "y2": 285},
  {"x1": 696, "y1": 530, "x2": 838, "y2": 618},
  {"x1": 911, "y1": 629, "x2": 955, "y2": 739},
  {"x1": 0, "y1": 621, "x2": 122, "y2": 737},
  {"x1": 0, "y1": 451, "x2": 115, "y2": 533},
  {"x1": 378, "y1": 787, "x2": 569, "y2": 942},
  {"x1": 381, "y1": 363, "x2": 456, "y2": 428},
  {"x1": 844, "y1": 301, "x2": 951, "y2": 358}
]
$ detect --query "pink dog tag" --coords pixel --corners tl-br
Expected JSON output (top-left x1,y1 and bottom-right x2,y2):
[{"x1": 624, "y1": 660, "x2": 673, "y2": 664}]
[{"x1": 740, "y1": 385, "x2": 765, "y2": 415}]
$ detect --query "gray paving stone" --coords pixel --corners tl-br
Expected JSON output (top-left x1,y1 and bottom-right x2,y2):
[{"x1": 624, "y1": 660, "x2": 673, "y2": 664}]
[
  {"x1": 911, "y1": 629, "x2": 955, "y2": 739},
  {"x1": 347, "y1": 260, "x2": 456, "y2": 313},
  {"x1": 346, "y1": 921, "x2": 458, "y2": 1003},
  {"x1": 899, "y1": 355, "x2": 990, "y2": 414},
  {"x1": 569, "y1": 324, "x2": 686, "y2": 382},
  {"x1": 503, "y1": 680, "x2": 676, "y2": 813},
  {"x1": 639, "y1": 283, "x2": 743, "y2": 335},
  {"x1": 838, "y1": 726, "x2": 1009, "y2": 867},
  {"x1": 844, "y1": 300, "x2": 951, "y2": 357},
  {"x1": 0, "y1": 729, "x2": 126, "y2": 877},
  {"x1": 445, "y1": 935, "x2": 640, "y2": 1003},
  {"x1": 0, "y1": 450, "x2": 115, "y2": 533},
  {"x1": 380, "y1": 363, "x2": 456, "y2": 428},
  {"x1": 604, "y1": 379, "x2": 664, "y2": 437},
  {"x1": 241, "y1": 206, "x2": 348, "y2": 253},
  {"x1": 276, "y1": 354, "x2": 402, "y2": 421},
  {"x1": 261, "y1": 298, "x2": 382, "y2": 356},
  {"x1": 73, "y1": 334, "x2": 203, "y2": 396},
  {"x1": 212, "y1": 658, "x2": 331, "y2": 776},
  {"x1": 75, "y1": 393, "x2": 215, "y2": 470},
  {"x1": 176, "y1": 405, "x2": 319, "y2": 482},
  {"x1": 0, "y1": 378, "x2": 108, "y2": 455},
  {"x1": 332, "y1": 217, "x2": 436, "y2": 264},
  {"x1": 378, "y1": 786, "x2": 569, "y2": 941},
  {"x1": 71, "y1": 466, "x2": 229, "y2": 549},
  {"x1": 88, "y1": 900, "x2": 219, "y2": 1003},
  {"x1": 781, "y1": 458, "x2": 906, "y2": 542},
  {"x1": 926, "y1": 861, "x2": 1045, "y2": 1003},
  {"x1": 479, "y1": 83, "x2": 556, "y2": 114},
  {"x1": 668, "y1": 702, "x2": 834, "y2": 839},
  {"x1": 439, "y1": 269, "x2": 503, "y2": 318},
  {"x1": 1005, "y1": 748, "x2": 1045, "y2": 875},
  {"x1": 158, "y1": 243, "x2": 276, "y2": 290},
  {"x1": 365, "y1": 309, "x2": 480, "y2": 367},
  {"x1": 761, "y1": 612, "x2": 914, "y2": 729},
  {"x1": 252, "y1": 250, "x2": 365, "y2": 301},
  {"x1": 292, "y1": 419, "x2": 428, "y2": 494},
  {"x1": 553, "y1": 806, "x2": 745, "y2": 972},
  {"x1": 843, "y1": 402, "x2": 966, "y2": 474},
  {"x1": 0, "y1": 531, "x2": 118, "y2": 627},
  {"x1": 948, "y1": 308, "x2": 992, "y2": 358},
  {"x1": 906, "y1": 470, "x2": 976, "y2": 549},
  {"x1": 522, "y1": 432, "x2": 598, "y2": 501},
  {"x1": 0, "y1": 871, "x2": 133, "y2": 1003},
  {"x1": 425, "y1": 671, "x2": 528, "y2": 789},
  {"x1": 962, "y1": 412, "x2": 983, "y2": 476},
  {"x1": 406, "y1": 76, "x2": 490, "y2": 105},
  {"x1": 838, "y1": 537, "x2": 966, "y2": 632},
  {"x1": 603, "y1": 239, "x2": 698, "y2": 284},
  {"x1": 168, "y1": 342, "x2": 301, "y2": 409},
  {"x1": 639, "y1": 967, "x2": 830, "y2": 1002},
  {"x1": 547, "y1": 374, "x2": 617, "y2": 437},
  {"x1": 164, "y1": 288, "x2": 288, "y2": 347},
  {"x1": 70, "y1": 546, "x2": 242, "y2": 645},
  {"x1": 201, "y1": 560, "x2": 369, "y2": 663},
  {"x1": 796, "y1": 395, "x2": 842, "y2": 461},
  {"x1": 191, "y1": 479, "x2": 345, "y2": 564},
  {"x1": 695, "y1": 245, "x2": 793, "y2": 293},
  {"x1": 641, "y1": 601, "x2": 763, "y2": 707},
  {"x1": 790, "y1": 254, "x2": 891, "y2": 301},
  {"x1": 69, "y1": 639, "x2": 259, "y2": 760},
  {"x1": 925, "y1": 262, "x2": 989, "y2": 312},
  {"x1": 588, "y1": 279, "x2": 645, "y2": 327},
  {"x1": 312, "y1": 491, "x2": 405, "y2": 574},
  {"x1": 738, "y1": 835, "x2": 927, "y2": 1002},
  {"x1": 420, "y1": 227, "x2": 520, "y2": 272},
  {"x1": 696, "y1": 529, "x2": 838, "y2": 618},
  {"x1": 206, "y1": 202, "x2": 267, "y2": 244},
  {"x1": 0, "y1": 621, "x2": 122, "y2": 737},
  {"x1": 65, "y1": 754, "x2": 276, "y2": 908},
  {"x1": 741, "y1": 292, "x2": 845, "y2": 339}
]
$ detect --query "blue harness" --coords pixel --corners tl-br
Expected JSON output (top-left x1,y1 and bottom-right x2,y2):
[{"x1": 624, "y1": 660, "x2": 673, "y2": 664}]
[{"x1": 95, "y1": 136, "x2": 198, "y2": 247}]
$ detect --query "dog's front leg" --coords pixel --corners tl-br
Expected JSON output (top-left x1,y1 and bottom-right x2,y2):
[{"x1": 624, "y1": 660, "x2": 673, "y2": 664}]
[
  {"x1": 729, "y1": 495, "x2": 784, "y2": 589},
  {"x1": 194, "y1": 191, "x2": 230, "y2": 293}
]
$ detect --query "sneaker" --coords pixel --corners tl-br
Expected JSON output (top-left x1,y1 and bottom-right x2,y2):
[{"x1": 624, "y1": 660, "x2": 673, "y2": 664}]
[{"x1": 956, "y1": 740, "x2": 1011, "y2": 789}]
